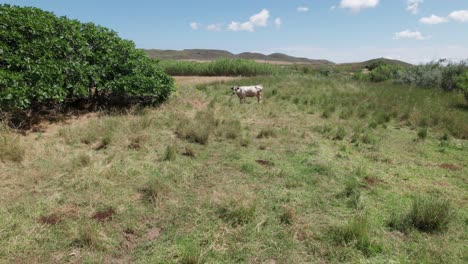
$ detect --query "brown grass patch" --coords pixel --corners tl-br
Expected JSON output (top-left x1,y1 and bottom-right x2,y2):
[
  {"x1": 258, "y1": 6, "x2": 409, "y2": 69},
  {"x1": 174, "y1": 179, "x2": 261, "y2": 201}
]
[
  {"x1": 439, "y1": 164, "x2": 461, "y2": 171},
  {"x1": 362, "y1": 176, "x2": 383, "y2": 187},
  {"x1": 92, "y1": 208, "x2": 116, "y2": 222},
  {"x1": 38, "y1": 213, "x2": 62, "y2": 225},
  {"x1": 256, "y1": 160, "x2": 274, "y2": 167}
]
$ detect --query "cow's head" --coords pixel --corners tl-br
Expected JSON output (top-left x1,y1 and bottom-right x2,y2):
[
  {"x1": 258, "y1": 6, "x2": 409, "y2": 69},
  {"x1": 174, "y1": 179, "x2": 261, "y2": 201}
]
[{"x1": 230, "y1": 86, "x2": 239, "y2": 95}]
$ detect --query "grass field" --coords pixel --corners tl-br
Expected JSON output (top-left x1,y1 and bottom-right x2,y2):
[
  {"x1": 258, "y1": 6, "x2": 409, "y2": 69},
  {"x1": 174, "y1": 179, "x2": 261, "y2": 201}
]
[{"x1": 0, "y1": 74, "x2": 467, "y2": 263}]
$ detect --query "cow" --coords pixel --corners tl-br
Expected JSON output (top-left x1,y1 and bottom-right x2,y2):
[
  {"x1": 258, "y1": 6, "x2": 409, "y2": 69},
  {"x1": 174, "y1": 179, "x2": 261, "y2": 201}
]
[{"x1": 231, "y1": 85, "x2": 263, "y2": 103}]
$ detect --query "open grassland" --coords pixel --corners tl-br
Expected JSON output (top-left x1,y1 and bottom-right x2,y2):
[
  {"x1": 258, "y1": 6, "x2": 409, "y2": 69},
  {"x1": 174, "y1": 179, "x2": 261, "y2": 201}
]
[{"x1": 0, "y1": 74, "x2": 467, "y2": 263}]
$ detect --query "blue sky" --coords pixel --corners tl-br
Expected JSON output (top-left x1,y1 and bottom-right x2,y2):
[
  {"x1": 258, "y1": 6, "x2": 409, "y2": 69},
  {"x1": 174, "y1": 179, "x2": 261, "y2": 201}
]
[{"x1": 1, "y1": 0, "x2": 467, "y2": 63}]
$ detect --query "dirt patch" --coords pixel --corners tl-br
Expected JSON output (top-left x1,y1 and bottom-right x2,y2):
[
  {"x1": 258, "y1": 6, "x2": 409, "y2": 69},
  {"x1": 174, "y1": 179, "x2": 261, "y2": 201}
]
[
  {"x1": 363, "y1": 176, "x2": 383, "y2": 187},
  {"x1": 439, "y1": 164, "x2": 461, "y2": 171},
  {"x1": 39, "y1": 213, "x2": 62, "y2": 225},
  {"x1": 145, "y1": 227, "x2": 161, "y2": 241},
  {"x1": 92, "y1": 208, "x2": 116, "y2": 222},
  {"x1": 256, "y1": 160, "x2": 274, "y2": 167}
]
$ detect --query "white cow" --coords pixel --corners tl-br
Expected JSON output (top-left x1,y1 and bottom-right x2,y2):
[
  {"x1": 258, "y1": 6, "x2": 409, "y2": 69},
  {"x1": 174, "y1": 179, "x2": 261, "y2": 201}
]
[{"x1": 231, "y1": 85, "x2": 263, "y2": 103}]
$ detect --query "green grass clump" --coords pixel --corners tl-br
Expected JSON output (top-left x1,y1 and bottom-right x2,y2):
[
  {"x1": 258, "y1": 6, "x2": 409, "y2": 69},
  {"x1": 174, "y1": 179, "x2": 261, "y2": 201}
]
[
  {"x1": 178, "y1": 239, "x2": 204, "y2": 264},
  {"x1": 163, "y1": 145, "x2": 177, "y2": 161},
  {"x1": 222, "y1": 120, "x2": 242, "y2": 139},
  {"x1": 332, "y1": 214, "x2": 378, "y2": 255},
  {"x1": 73, "y1": 222, "x2": 101, "y2": 249},
  {"x1": 342, "y1": 177, "x2": 361, "y2": 209},
  {"x1": 140, "y1": 175, "x2": 168, "y2": 204},
  {"x1": 417, "y1": 127, "x2": 428, "y2": 139},
  {"x1": 334, "y1": 126, "x2": 347, "y2": 140},
  {"x1": 389, "y1": 194, "x2": 452, "y2": 233},
  {"x1": 257, "y1": 128, "x2": 276, "y2": 139},
  {"x1": 176, "y1": 111, "x2": 217, "y2": 145},
  {"x1": 217, "y1": 202, "x2": 256, "y2": 227},
  {"x1": 0, "y1": 130, "x2": 25, "y2": 163}
]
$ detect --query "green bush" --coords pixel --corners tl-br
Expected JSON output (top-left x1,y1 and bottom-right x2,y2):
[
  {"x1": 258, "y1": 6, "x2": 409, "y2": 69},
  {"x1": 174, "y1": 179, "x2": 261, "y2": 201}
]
[
  {"x1": 369, "y1": 65, "x2": 400, "y2": 82},
  {"x1": 456, "y1": 70, "x2": 468, "y2": 103},
  {"x1": 0, "y1": 5, "x2": 174, "y2": 111}
]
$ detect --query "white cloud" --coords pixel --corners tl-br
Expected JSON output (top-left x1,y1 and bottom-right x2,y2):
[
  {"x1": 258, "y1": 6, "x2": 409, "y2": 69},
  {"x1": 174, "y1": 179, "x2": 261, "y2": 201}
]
[
  {"x1": 340, "y1": 0, "x2": 379, "y2": 12},
  {"x1": 228, "y1": 9, "x2": 270, "y2": 32},
  {"x1": 274, "y1": 18, "x2": 282, "y2": 29},
  {"x1": 330, "y1": 5, "x2": 337, "y2": 11},
  {"x1": 266, "y1": 45, "x2": 468, "y2": 64},
  {"x1": 297, "y1": 6, "x2": 309, "y2": 12},
  {"x1": 394, "y1": 30, "x2": 428, "y2": 40},
  {"x1": 419, "y1": 15, "x2": 447, "y2": 25},
  {"x1": 448, "y1": 10, "x2": 468, "y2": 22},
  {"x1": 190, "y1": 22, "x2": 200, "y2": 30},
  {"x1": 406, "y1": 0, "x2": 423, "y2": 15},
  {"x1": 206, "y1": 24, "x2": 222, "y2": 32}
]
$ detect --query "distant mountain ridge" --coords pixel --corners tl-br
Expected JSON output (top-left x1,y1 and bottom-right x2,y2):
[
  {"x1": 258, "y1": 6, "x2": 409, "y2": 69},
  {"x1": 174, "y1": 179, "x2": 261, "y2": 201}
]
[
  {"x1": 143, "y1": 49, "x2": 412, "y2": 67},
  {"x1": 143, "y1": 49, "x2": 335, "y2": 65}
]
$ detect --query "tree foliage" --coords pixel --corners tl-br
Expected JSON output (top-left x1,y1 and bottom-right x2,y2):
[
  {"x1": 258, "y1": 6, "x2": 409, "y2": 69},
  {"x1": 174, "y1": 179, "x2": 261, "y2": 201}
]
[
  {"x1": 456, "y1": 70, "x2": 468, "y2": 103},
  {"x1": 0, "y1": 5, "x2": 174, "y2": 111}
]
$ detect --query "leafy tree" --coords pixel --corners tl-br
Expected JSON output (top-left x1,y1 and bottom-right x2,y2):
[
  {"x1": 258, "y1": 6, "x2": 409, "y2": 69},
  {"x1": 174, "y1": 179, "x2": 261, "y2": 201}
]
[
  {"x1": 456, "y1": 70, "x2": 468, "y2": 104},
  {"x1": 0, "y1": 5, "x2": 174, "y2": 111}
]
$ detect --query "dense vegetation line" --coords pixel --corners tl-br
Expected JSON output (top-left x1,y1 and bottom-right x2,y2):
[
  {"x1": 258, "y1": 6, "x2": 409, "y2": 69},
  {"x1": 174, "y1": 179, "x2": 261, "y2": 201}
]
[
  {"x1": 353, "y1": 60, "x2": 468, "y2": 102},
  {"x1": 157, "y1": 58, "x2": 279, "y2": 76}
]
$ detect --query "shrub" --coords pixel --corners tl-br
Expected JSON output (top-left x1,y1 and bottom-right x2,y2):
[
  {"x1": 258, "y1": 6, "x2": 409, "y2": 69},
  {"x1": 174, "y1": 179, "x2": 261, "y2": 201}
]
[
  {"x1": 456, "y1": 70, "x2": 468, "y2": 103},
  {"x1": 0, "y1": 5, "x2": 174, "y2": 111},
  {"x1": 369, "y1": 65, "x2": 400, "y2": 82},
  {"x1": 389, "y1": 194, "x2": 452, "y2": 233}
]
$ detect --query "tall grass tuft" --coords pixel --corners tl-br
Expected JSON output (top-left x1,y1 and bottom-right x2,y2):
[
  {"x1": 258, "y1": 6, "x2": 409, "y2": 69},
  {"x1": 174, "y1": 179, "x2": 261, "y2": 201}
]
[
  {"x1": 257, "y1": 128, "x2": 276, "y2": 139},
  {"x1": 389, "y1": 194, "x2": 452, "y2": 233},
  {"x1": 0, "y1": 128, "x2": 25, "y2": 163},
  {"x1": 176, "y1": 111, "x2": 217, "y2": 145},
  {"x1": 222, "y1": 120, "x2": 242, "y2": 139},
  {"x1": 332, "y1": 214, "x2": 379, "y2": 255},
  {"x1": 217, "y1": 202, "x2": 256, "y2": 227},
  {"x1": 140, "y1": 175, "x2": 168, "y2": 204},
  {"x1": 342, "y1": 177, "x2": 362, "y2": 209},
  {"x1": 163, "y1": 145, "x2": 177, "y2": 161}
]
